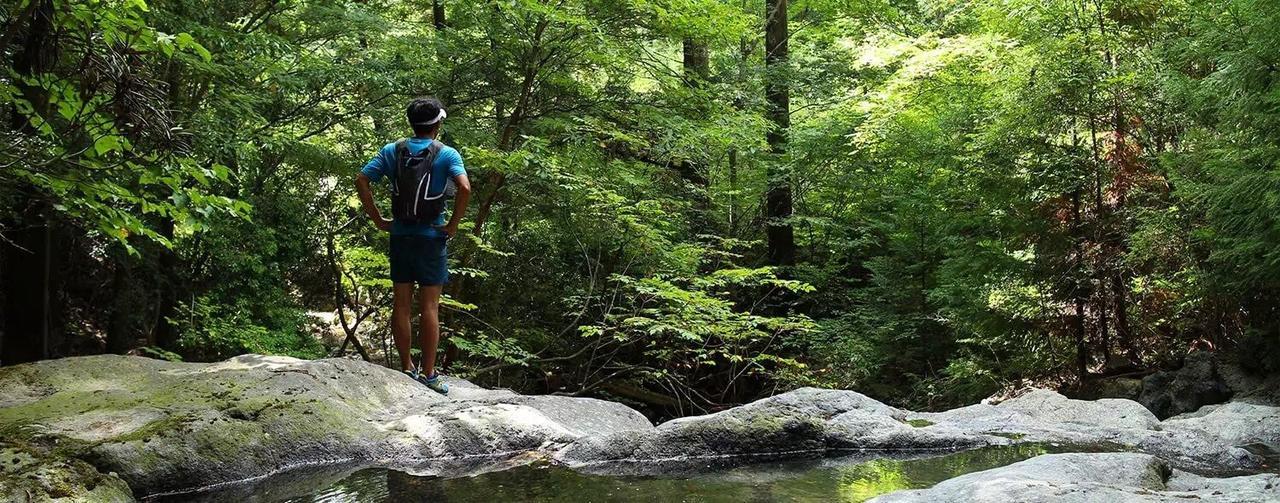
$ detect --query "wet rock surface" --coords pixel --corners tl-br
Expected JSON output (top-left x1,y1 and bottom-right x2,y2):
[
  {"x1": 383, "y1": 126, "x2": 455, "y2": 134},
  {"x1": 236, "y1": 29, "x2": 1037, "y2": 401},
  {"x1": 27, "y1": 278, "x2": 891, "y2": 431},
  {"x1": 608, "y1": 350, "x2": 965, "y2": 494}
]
[
  {"x1": 0, "y1": 355, "x2": 651, "y2": 498},
  {"x1": 869, "y1": 452, "x2": 1280, "y2": 502},
  {"x1": 0, "y1": 354, "x2": 1276, "y2": 500}
]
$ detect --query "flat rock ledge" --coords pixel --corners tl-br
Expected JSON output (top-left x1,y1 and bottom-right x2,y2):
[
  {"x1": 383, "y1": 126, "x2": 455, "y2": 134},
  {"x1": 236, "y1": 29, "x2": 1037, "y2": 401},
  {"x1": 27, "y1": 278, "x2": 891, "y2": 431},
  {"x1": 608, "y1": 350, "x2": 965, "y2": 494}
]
[
  {"x1": 869, "y1": 452, "x2": 1280, "y2": 502},
  {"x1": 1, "y1": 355, "x2": 1277, "y2": 501}
]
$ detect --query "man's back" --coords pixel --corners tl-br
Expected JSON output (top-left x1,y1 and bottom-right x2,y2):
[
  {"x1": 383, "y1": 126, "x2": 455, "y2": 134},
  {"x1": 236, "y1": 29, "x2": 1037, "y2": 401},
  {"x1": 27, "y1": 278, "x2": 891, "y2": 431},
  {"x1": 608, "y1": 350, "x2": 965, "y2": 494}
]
[{"x1": 360, "y1": 137, "x2": 465, "y2": 237}]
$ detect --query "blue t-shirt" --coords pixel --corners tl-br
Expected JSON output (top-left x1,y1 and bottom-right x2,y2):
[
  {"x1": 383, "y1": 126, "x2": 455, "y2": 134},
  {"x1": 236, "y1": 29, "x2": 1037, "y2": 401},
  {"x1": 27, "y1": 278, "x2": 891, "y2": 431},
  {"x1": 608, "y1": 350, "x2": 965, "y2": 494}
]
[{"x1": 361, "y1": 138, "x2": 466, "y2": 237}]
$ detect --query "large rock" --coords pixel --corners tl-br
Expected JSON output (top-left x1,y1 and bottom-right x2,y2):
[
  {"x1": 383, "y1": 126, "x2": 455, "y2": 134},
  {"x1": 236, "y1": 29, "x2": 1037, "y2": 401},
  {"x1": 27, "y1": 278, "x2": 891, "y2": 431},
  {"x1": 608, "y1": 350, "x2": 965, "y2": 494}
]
[
  {"x1": 1162, "y1": 402, "x2": 1280, "y2": 450},
  {"x1": 557, "y1": 386, "x2": 1276, "y2": 476},
  {"x1": 1139, "y1": 351, "x2": 1232, "y2": 419},
  {"x1": 0, "y1": 355, "x2": 651, "y2": 497},
  {"x1": 2, "y1": 355, "x2": 1277, "y2": 499},
  {"x1": 911, "y1": 388, "x2": 1160, "y2": 443},
  {"x1": 556, "y1": 388, "x2": 992, "y2": 473},
  {"x1": 1219, "y1": 357, "x2": 1280, "y2": 406},
  {"x1": 910, "y1": 388, "x2": 1271, "y2": 472},
  {"x1": 870, "y1": 452, "x2": 1280, "y2": 502}
]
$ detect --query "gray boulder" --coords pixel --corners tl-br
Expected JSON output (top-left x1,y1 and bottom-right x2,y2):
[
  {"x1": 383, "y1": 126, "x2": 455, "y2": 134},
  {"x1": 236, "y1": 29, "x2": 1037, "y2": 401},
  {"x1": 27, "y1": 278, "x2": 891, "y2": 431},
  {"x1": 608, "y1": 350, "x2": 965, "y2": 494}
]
[
  {"x1": 1139, "y1": 351, "x2": 1232, "y2": 419},
  {"x1": 0, "y1": 354, "x2": 651, "y2": 497},
  {"x1": 1162, "y1": 401, "x2": 1280, "y2": 450},
  {"x1": 911, "y1": 388, "x2": 1159, "y2": 443},
  {"x1": 910, "y1": 388, "x2": 1271, "y2": 472},
  {"x1": 870, "y1": 452, "x2": 1280, "y2": 503},
  {"x1": 1142, "y1": 398, "x2": 1280, "y2": 471},
  {"x1": 558, "y1": 386, "x2": 1275, "y2": 477},
  {"x1": 1165, "y1": 469, "x2": 1280, "y2": 500},
  {"x1": 556, "y1": 388, "x2": 991, "y2": 473},
  {"x1": 1219, "y1": 359, "x2": 1280, "y2": 406}
]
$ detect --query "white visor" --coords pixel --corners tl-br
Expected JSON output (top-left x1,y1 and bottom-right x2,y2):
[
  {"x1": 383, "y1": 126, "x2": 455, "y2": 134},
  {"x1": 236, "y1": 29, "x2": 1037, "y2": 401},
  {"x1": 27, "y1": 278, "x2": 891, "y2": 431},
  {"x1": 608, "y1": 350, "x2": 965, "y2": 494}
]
[{"x1": 411, "y1": 108, "x2": 447, "y2": 126}]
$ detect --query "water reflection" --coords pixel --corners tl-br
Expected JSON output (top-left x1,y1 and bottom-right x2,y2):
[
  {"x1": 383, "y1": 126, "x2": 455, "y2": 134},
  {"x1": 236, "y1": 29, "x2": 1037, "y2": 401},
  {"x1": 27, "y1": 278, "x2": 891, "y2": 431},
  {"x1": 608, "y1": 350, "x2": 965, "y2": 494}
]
[{"x1": 256, "y1": 444, "x2": 1076, "y2": 503}]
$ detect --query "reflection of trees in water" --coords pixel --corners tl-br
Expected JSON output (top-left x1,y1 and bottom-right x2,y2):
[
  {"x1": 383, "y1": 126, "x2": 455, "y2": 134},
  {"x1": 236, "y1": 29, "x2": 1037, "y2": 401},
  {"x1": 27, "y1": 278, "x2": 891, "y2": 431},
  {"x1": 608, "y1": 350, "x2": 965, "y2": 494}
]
[
  {"x1": 834, "y1": 444, "x2": 1053, "y2": 502},
  {"x1": 838, "y1": 462, "x2": 911, "y2": 502},
  {"x1": 297, "y1": 468, "x2": 389, "y2": 502},
  {"x1": 294, "y1": 444, "x2": 1097, "y2": 502},
  {"x1": 387, "y1": 470, "x2": 449, "y2": 501}
]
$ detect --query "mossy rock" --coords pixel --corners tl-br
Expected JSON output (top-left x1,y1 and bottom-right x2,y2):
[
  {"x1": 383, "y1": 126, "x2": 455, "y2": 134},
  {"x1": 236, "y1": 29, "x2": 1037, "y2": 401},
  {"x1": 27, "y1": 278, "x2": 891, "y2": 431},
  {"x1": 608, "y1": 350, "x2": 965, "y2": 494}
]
[
  {"x1": 0, "y1": 354, "x2": 652, "y2": 498},
  {"x1": 0, "y1": 442, "x2": 134, "y2": 502}
]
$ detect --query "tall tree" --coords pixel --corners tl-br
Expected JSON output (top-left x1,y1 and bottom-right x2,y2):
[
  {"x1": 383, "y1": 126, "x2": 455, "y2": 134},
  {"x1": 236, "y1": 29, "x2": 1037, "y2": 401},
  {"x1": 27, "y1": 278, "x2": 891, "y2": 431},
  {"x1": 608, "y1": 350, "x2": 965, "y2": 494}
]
[
  {"x1": 680, "y1": 38, "x2": 711, "y2": 215},
  {"x1": 432, "y1": 0, "x2": 446, "y2": 29},
  {"x1": 2, "y1": 0, "x2": 60, "y2": 364},
  {"x1": 763, "y1": 0, "x2": 793, "y2": 265}
]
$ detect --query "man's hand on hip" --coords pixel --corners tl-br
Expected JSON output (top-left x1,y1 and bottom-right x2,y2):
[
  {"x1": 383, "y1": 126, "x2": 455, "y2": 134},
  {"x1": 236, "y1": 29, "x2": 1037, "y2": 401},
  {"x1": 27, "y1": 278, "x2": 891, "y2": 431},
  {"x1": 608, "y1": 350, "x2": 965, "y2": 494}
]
[
  {"x1": 439, "y1": 221, "x2": 459, "y2": 239},
  {"x1": 374, "y1": 217, "x2": 392, "y2": 232}
]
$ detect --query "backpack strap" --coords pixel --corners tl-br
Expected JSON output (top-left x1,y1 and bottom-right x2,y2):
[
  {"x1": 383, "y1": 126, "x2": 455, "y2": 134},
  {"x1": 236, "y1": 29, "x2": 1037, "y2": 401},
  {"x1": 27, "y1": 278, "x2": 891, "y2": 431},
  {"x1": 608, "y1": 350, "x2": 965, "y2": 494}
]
[
  {"x1": 393, "y1": 138, "x2": 411, "y2": 168},
  {"x1": 388, "y1": 138, "x2": 409, "y2": 196},
  {"x1": 422, "y1": 140, "x2": 446, "y2": 199}
]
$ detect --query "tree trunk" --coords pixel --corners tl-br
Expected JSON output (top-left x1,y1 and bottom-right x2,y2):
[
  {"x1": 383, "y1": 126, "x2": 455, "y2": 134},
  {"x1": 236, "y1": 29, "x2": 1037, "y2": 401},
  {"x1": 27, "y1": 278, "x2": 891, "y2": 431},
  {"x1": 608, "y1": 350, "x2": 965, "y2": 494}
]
[
  {"x1": 432, "y1": 0, "x2": 446, "y2": 29},
  {"x1": 1087, "y1": 95, "x2": 1109, "y2": 366},
  {"x1": 1, "y1": 214, "x2": 58, "y2": 365},
  {"x1": 151, "y1": 220, "x2": 181, "y2": 349},
  {"x1": 2, "y1": 0, "x2": 58, "y2": 365},
  {"x1": 727, "y1": 148, "x2": 738, "y2": 232},
  {"x1": 1105, "y1": 33, "x2": 1138, "y2": 364},
  {"x1": 447, "y1": 17, "x2": 549, "y2": 369},
  {"x1": 105, "y1": 262, "x2": 137, "y2": 354},
  {"x1": 680, "y1": 38, "x2": 710, "y2": 216},
  {"x1": 726, "y1": 33, "x2": 752, "y2": 237},
  {"x1": 1096, "y1": 277, "x2": 1110, "y2": 362},
  {"x1": 1072, "y1": 189, "x2": 1088, "y2": 381},
  {"x1": 764, "y1": 0, "x2": 794, "y2": 266},
  {"x1": 1113, "y1": 272, "x2": 1136, "y2": 362},
  {"x1": 472, "y1": 19, "x2": 546, "y2": 239},
  {"x1": 682, "y1": 38, "x2": 709, "y2": 86},
  {"x1": 9, "y1": 0, "x2": 54, "y2": 131},
  {"x1": 327, "y1": 233, "x2": 370, "y2": 361}
]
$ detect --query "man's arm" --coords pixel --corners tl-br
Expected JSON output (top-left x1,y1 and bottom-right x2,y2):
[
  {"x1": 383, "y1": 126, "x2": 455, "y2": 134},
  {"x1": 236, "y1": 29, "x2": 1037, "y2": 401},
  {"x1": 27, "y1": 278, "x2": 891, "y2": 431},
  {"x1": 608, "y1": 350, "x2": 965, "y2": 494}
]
[
  {"x1": 355, "y1": 173, "x2": 392, "y2": 232},
  {"x1": 441, "y1": 174, "x2": 471, "y2": 238}
]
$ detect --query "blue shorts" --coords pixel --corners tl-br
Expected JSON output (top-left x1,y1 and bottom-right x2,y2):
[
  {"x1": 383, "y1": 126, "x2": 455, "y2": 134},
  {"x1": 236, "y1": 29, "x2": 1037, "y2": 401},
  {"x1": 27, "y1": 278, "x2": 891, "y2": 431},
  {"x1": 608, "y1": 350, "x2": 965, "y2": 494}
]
[{"x1": 389, "y1": 234, "x2": 449, "y2": 286}]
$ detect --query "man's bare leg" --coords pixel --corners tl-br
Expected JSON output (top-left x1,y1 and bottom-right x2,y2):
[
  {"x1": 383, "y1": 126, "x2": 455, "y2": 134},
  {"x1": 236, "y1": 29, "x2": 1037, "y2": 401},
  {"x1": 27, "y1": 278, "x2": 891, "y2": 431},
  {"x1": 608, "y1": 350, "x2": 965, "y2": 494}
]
[
  {"x1": 418, "y1": 284, "x2": 443, "y2": 377},
  {"x1": 392, "y1": 282, "x2": 416, "y2": 372}
]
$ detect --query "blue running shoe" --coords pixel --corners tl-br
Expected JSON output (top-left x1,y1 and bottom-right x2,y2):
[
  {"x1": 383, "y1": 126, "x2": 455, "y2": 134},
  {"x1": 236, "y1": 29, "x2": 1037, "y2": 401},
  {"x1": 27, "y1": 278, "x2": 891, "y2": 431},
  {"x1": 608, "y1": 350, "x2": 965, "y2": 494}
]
[{"x1": 417, "y1": 371, "x2": 449, "y2": 395}]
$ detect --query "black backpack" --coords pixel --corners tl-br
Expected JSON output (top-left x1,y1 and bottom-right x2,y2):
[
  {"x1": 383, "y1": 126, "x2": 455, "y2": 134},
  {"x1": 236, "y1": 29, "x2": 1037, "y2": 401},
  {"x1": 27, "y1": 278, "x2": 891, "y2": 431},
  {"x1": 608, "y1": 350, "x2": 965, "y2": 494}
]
[{"x1": 390, "y1": 139, "x2": 446, "y2": 225}]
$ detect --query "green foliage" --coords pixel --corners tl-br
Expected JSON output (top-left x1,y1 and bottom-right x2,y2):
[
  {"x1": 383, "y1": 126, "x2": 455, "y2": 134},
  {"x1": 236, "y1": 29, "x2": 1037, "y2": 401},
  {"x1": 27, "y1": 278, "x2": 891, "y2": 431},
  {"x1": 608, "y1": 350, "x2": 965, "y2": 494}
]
[
  {"x1": 1, "y1": 0, "x2": 243, "y2": 255},
  {"x1": 172, "y1": 297, "x2": 323, "y2": 362},
  {"x1": 5, "y1": 0, "x2": 1280, "y2": 415},
  {"x1": 136, "y1": 346, "x2": 183, "y2": 362}
]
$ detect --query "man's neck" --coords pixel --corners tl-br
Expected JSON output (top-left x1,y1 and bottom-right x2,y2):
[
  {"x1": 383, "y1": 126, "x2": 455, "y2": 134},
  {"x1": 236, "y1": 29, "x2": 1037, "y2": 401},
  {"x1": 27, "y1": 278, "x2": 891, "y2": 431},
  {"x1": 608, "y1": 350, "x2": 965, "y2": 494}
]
[{"x1": 412, "y1": 132, "x2": 438, "y2": 140}]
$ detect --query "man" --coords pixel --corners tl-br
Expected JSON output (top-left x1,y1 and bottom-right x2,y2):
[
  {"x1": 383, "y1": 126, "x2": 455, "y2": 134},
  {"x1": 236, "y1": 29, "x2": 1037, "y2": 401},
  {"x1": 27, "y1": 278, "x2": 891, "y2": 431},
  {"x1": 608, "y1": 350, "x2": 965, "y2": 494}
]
[{"x1": 355, "y1": 97, "x2": 470, "y2": 395}]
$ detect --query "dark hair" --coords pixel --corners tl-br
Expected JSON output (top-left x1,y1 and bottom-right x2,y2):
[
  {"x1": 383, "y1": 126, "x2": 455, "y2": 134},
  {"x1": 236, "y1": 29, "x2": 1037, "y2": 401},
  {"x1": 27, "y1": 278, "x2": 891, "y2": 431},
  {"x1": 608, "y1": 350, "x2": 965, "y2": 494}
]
[{"x1": 406, "y1": 97, "x2": 445, "y2": 136}]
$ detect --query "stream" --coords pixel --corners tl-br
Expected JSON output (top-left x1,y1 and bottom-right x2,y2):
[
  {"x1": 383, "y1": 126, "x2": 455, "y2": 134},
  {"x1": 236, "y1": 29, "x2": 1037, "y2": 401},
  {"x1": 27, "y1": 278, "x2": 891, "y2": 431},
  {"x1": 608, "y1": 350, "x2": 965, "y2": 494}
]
[{"x1": 156, "y1": 443, "x2": 1120, "y2": 502}]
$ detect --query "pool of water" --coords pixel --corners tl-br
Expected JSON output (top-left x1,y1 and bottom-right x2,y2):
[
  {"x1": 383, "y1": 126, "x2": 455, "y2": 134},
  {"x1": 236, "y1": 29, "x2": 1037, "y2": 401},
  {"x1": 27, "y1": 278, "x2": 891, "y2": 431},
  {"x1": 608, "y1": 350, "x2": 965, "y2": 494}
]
[{"x1": 161, "y1": 443, "x2": 1112, "y2": 502}]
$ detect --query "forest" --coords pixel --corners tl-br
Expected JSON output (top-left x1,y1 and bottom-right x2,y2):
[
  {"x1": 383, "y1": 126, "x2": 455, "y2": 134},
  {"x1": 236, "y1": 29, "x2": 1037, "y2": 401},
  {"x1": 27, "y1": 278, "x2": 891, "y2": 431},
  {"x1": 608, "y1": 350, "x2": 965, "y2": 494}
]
[{"x1": 1, "y1": 0, "x2": 1278, "y2": 417}]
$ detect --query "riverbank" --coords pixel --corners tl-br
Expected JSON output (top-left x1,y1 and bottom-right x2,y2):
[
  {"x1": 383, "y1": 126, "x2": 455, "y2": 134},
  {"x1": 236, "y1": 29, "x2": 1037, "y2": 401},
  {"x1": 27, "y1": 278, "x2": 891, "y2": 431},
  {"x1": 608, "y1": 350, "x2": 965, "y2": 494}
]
[{"x1": 1, "y1": 354, "x2": 1276, "y2": 501}]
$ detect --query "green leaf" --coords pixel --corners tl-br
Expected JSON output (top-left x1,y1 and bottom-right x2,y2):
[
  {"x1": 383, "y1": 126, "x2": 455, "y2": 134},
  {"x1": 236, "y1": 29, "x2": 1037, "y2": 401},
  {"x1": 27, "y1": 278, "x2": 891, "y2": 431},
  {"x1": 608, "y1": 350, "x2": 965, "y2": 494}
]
[{"x1": 94, "y1": 135, "x2": 123, "y2": 156}]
